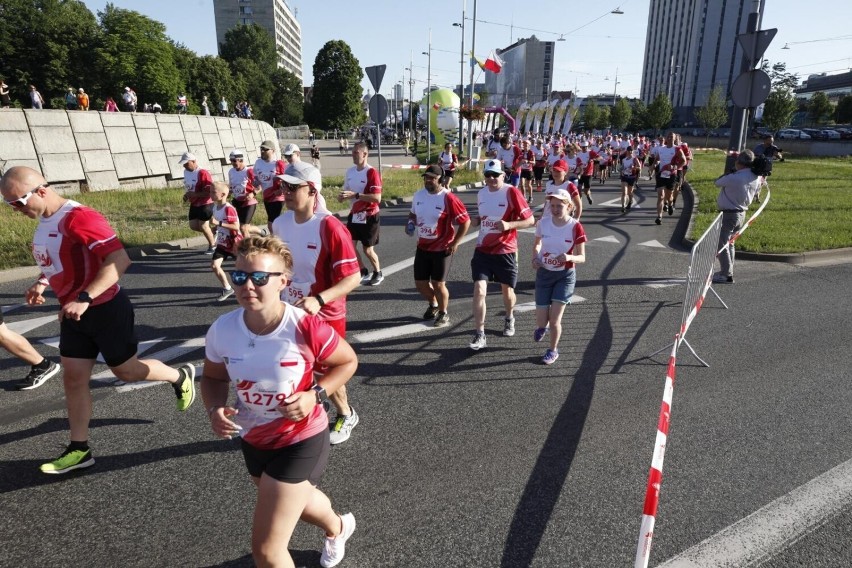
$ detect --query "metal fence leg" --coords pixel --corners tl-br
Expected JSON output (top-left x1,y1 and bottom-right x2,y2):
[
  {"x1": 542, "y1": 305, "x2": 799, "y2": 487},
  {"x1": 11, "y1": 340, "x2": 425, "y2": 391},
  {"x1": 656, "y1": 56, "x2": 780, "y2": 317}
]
[
  {"x1": 680, "y1": 338, "x2": 710, "y2": 367},
  {"x1": 707, "y1": 285, "x2": 730, "y2": 309},
  {"x1": 647, "y1": 341, "x2": 675, "y2": 360}
]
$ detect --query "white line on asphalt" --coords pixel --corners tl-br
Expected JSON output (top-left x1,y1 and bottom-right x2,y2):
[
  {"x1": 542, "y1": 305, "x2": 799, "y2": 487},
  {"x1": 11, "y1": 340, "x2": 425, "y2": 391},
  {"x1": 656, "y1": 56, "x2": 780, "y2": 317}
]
[
  {"x1": 595, "y1": 235, "x2": 621, "y2": 243},
  {"x1": 378, "y1": 230, "x2": 481, "y2": 277},
  {"x1": 639, "y1": 240, "x2": 667, "y2": 248},
  {"x1": 93, "y1": 337, "x2": 206, "y2": 390},
  {"x1": 643, "y1": 278, "x2": 685, "y2": 289},
  {"x1": 40, "y1": 336, "x2": 165, "y2": 362},
  {"x1": 656, "y1": 458, "x2": 852, "y2": 567},
  {"x1": 6, "y1": 314, "x2": 56, "y2": 335}
]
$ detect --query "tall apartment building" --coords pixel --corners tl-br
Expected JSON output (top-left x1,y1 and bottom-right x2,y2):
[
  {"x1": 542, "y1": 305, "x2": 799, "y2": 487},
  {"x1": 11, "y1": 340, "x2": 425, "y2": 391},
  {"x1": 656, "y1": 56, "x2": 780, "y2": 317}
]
[
  {"x1": 213, "y1": 0, "x2": 303, "y2": 84},
  {"x1": 641, "y1": 0, "x2": 756, "y2": 123},
  {"x1": 484, "y1": 35, "x2": 555, "y2": 108}
]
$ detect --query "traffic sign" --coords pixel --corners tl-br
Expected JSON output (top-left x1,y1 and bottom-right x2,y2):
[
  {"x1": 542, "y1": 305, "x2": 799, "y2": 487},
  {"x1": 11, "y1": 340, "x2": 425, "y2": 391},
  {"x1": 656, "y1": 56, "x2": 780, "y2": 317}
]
[
  {"x1": 737, "y1": 28, "x2": 777, "y2": 65},
  {"x1": 369, "y1": 94, "x2": 388, "y2": 124},
  {"x1": 731, "y1": 69, "x2": 772, "y2": 108},
  {"x1": 365, "y1": 65, "x2": 387, "y2": 94}
]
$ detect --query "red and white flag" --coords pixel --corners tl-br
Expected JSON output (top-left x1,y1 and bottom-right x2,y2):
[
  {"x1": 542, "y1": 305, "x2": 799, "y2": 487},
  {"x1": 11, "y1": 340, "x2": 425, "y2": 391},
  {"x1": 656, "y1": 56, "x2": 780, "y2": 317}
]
[{"x1": 484, "y1": 50, "x2": 503, "y2": 74}]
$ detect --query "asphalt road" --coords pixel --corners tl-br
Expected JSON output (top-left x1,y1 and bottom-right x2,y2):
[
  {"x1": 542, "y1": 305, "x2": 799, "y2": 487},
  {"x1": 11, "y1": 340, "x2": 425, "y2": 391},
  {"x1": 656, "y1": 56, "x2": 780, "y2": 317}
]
[{"x1": 1, "y1": 177, "x2": 851, "y2": 568}]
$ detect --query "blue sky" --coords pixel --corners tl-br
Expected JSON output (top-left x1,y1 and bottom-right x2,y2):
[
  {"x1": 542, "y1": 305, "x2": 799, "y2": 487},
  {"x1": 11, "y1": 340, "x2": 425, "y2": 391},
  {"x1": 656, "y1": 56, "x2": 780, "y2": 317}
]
[{"x1": 81, "y1": 0, "x2": 852, "y2": 101}]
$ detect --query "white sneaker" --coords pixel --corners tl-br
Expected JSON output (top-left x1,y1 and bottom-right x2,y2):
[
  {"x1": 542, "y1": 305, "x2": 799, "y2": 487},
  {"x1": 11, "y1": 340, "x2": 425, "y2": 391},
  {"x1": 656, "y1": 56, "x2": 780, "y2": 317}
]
[
  {"x1": 503, "y1": 317, "x2": 516, "y2": 337},
  {"x1": 329, "y1": 408, "x2": 359, "y2": 445},
  {"x1": 216, "y1": 288, "x2": 234, "y2": 302},
  {"x1": 320, "y1": 513, "x2": 356, "y2": 568},
  {"x1": 359, "y1": 270, "x2": 371, "y2": 286}
]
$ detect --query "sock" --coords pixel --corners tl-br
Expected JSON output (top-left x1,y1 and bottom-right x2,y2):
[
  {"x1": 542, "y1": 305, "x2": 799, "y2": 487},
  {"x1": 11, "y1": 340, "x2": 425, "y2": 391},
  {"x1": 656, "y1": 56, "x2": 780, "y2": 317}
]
[
  {"x1": 68, "y1": 440, "x2": 89, "y2": 452},
  {"x1": 33, "y1": 358, "x2": 51, "y2": 371}
]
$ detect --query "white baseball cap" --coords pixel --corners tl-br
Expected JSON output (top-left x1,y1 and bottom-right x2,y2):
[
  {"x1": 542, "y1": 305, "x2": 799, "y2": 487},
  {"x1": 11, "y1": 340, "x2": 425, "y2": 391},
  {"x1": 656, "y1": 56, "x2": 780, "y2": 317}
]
[
  {"x1": 548, "y1": 188, "x2": 574, "y2": 202},
  {"x1": 276, "y1": 161, "x2": 322, "y2": 191},
  {"x1": 282, "y1": 143, "x2": 300, "y2": 156},
  {"x1": 484, "y1": 159, "x2": 504, "y2": 174},
  {"x1": 228, "y1": 148, "x2": 245, "y2": 160},
  {"x1": 177, "y1": 152, "x2": 197, "y2": 165}
]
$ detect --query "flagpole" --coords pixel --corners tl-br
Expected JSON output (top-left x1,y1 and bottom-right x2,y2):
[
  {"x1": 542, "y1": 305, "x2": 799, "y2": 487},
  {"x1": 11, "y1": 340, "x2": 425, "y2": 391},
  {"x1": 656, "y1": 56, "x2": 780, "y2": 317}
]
[{"x1": 467, "y1": 0, "x2": 477, "y2": 165}]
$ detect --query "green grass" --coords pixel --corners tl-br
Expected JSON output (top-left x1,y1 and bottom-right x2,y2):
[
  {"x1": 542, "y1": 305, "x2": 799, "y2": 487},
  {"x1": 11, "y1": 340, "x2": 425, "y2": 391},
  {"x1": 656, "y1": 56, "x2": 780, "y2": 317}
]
[
  {"x1": 0, "y1": 168, "x2": 485, "y2": 271},
  {"x1": 687, "y1": 151, "x2": 852, "y2": 253}
]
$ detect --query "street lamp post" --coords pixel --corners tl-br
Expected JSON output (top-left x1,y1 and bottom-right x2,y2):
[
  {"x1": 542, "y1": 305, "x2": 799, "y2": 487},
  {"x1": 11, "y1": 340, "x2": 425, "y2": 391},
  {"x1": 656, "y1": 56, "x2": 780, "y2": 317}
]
[
  {"x1": 422, "y1": 31, "x2": 432, "y2": 162},
  {"x1": 467, "y1": 0, "x2": 477, "y2": 163}
]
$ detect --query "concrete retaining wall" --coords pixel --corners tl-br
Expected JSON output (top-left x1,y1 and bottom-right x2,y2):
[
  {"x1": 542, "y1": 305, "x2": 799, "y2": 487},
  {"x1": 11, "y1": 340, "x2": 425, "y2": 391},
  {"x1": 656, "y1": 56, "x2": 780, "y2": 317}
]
[{"x1": 0, "y1": 109, "x2": 277, "y2": 194}]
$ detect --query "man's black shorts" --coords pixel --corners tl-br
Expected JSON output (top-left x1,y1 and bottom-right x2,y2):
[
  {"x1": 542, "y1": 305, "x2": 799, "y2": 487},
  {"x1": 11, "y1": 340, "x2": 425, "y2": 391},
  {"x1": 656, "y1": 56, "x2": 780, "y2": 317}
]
[
  {"x1": 655, "y1": 174, "x2": 676, "y2": 190},
  {"x1": 60, "y1": 288, "x2": 138, "y2": 367},
  {"x1": 264, "y1": 201, "x2": 284, "y2": 223},
  {"x1": 347, "y1": 213, "x2": 380, "y2": 247},
  {"x1": 579, "y1": 175, "x2": 592, "y2": 190},
  {"x1": 188, "y1": 204, "x2": 214, "y2": 222},
  {"x1": 212, "y1": 247, "x2": 235, "y2": 262},
  {"x1": 414, "y1": 248, "x2": 451, "y2": 282},
  {"x1": 241, "y1": 429, "x2": 330, "y2": 485},
  {"x1": 471, "y1": 249, "x2": 518, "y2": 288},
  {"x1": 520, "y1": 169, "x2": 533, "y2": 180},
  {"x1": 533, "y1": 166, "x2": 545, "y2": 181}
]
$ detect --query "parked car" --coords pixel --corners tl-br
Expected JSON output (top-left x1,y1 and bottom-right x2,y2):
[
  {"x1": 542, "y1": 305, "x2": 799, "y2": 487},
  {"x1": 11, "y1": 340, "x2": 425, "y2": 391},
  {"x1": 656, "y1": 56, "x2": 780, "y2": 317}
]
[
  {"x1": 835, "y1": 128, "x2": 852, "y2": 140},
  {"x1": 821, "y1": 129, "x2": 841, "y2": 140},
  {"x1": 777, "y1": 129, "x2": 811, "y2": 140},
  {"x1": 801, "y1": 128, "x2": 824, "y2": 139}
]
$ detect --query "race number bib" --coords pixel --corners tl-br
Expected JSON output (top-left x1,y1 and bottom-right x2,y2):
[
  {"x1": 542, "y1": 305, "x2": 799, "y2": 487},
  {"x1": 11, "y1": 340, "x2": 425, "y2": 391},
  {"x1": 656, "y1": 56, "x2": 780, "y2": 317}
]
[
  {"x1": 32, "y1": 244, "x2": 59, "y2": 278},
  {"x1": 232, "y1": 183, "x2": 246, "y2": 199},
  {"x1": 214, "y1": 229, "x2": 230, "y2": 248},
  {"x1": 282, "y1": 280, "x2": 311, "y2": 305},
  {"x1": 480, "y1": 216, "x2": 501, "y2": 234},
  {"x1": 417, "y1": 223, "x2": 438, "y2": 239},
  {"x1": 235, "y1": 375, "x2": 300, "y2": 410},
  {"x1": 660, "y1": 170, "x2": 672, "y2": 179},
  {"x1": 352, "y1": 211, "x2": 367, "y2": 224}
]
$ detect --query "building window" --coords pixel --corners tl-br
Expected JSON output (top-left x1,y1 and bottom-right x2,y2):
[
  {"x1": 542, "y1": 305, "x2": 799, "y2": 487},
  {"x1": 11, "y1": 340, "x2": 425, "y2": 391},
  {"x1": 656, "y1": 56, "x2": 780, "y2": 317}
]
[
  {"x1": 241, "y1": 17, "x2": 252, "y2": 25},
  {"x1": 239, "y1": 6, "x2": 252, "y2": 14}
]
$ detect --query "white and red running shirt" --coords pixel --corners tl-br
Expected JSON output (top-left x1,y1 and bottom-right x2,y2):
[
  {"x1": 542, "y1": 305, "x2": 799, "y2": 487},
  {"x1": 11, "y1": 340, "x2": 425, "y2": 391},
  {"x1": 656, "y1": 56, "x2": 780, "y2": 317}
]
[
  {"x1": 541, "y1": 181, "x2": 580, "y2": 220},
  {"x1": 253, "y1": 158, "x2": 286, "y2": 202},
  {"x1": 409, "y1": 187, "x2": 470, "y2": 252},
  {"x1": 438, "y1": 151, "x2": 457, "y2": 172},
  {"x1": 344, "y1": 164, "x2": 382, "y2": 218},
  {"x1": 575, "y1": 151, "x2": 597, "y2": 176},
  {"x1": 535, "y1": 216, "x2": 587, "y2": 271},
  {"x1": 475, "y1": 184, "x2": 532, "y2": 254},
  {"x1": 205, "y1": 304, "x2": 338, "y2": 450},
  {"x1": 212, "y1": 202, "x2": 240, "y2": 252},
  {"x1": 32, "y1": 200, "x2": 124, "y2": 307},
  {"x1": 183, "y1": 167, "x2": 213, "y2": 206},
  {"x1": 228, "y1": 166, "x2": 257, "y2": 206},
  {"x1": 651, "y1": 145, "x2": 679, "y2": 177},
  {"x1": 496, "y1": 144, "x2": 521, "y2": 173},
  {"x1": 271, "y1": 211, "x2": 360, "y2": 322}
]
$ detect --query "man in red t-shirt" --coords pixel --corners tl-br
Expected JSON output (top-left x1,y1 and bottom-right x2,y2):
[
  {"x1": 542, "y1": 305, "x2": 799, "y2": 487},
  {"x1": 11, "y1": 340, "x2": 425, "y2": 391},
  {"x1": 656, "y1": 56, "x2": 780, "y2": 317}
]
[
  {"x1": 179, "y1": 152, "x2": 216, "y2": 254},
  {"x1": 0, "y1": 166, "x2": 197, "y2": 475},
  {"x1": 339, "y1": 142, "x2": 384, "y2": 286},
  {"x1": 407, "y1": 165, "x2": 471, "y2": 328}
]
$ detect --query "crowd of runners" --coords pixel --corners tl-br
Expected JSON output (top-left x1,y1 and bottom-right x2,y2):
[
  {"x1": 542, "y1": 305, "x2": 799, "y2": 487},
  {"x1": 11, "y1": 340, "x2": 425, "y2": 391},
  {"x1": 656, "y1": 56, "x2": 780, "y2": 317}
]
[{"x1": 0, "y1": 127, "x2": 696, "y2": 567}]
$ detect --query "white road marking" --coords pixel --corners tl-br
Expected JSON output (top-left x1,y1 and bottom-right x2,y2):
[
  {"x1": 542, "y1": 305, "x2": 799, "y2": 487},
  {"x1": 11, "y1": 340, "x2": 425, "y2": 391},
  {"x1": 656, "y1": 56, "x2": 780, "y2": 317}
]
[
  {"x1": 7, "y1": 315, "x2": 56, "y2": 335},
  {"x1": 379, "y1": 230, "x2": 481, "y2": 277},
  {"x1": 639, "y1": 240, "x2": 667, "y2": 248},
  {"x1": 600, "y1": 197, "x2": 624, "y2": 208},
  {"x1": 594, "y1": 235, "x2": 621, "y2": 243},
  {"x1": 40, "y1": 336, "x2": 165, "y2": 362},
  {"x1": 657, "y1": 457, "x2": 852, "y2": 567},
  {"x1": 642, "y1": 278, "x2": 685, "y2": 289},
  {"x1": 93, "y1": 337, "x2": 206, "y2": 389}
]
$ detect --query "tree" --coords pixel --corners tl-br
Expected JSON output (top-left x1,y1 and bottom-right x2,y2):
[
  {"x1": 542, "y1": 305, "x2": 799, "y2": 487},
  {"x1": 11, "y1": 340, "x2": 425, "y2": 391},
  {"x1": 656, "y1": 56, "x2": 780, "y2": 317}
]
[
  {"x1": 269, "y1": 68, "x2": 303, "y2": 126},
  {"x1": 836, "y1": 95, "x2": 852, "y2": 124},
  {"x1": 595, "y1": 105, "x2": 610, "y2": 131},
  {"x1": 762, "y1": 61, "x2": 799, "y2": 91},
  {"x1": 581, "y1": 98, "x2": 599, "y2": 131},
  {"x1": 219, "y1": 24, "x2": 278, "y2": 74},
  {"x1": 610, "y1": 98, "x2": 632, "y2": 131},
  {"x1": 761, "y1": 90, "x2": 798, "y2": 133},
  {"x1": 310, "y1": 40, "x2": 365, "y2": 130},
  {"x1": 95, "y1": 5, "x2": 182, "y2": 111},
  {"x1": 186, "y1": 53, "x2": 246, "y2": 115},
  {"x1": 694, "y1": 85, "x2": 728, "y2": 145},
  {"x1": 807, "y1": 91, "x2": 833, "y2": 125},
  {"x1": 646, "y1": 93, "x2": 673, "y2": 134},
  {"x1": 628, "y1": 100, "x2": 648, "y2": 131}
]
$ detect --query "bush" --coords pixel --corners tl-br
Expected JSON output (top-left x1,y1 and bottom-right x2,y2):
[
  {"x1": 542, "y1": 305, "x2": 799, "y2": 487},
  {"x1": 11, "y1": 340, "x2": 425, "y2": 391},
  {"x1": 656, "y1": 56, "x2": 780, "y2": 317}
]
[{"x1": 311, "y1": 128, "x2": 325, "y2": 140}]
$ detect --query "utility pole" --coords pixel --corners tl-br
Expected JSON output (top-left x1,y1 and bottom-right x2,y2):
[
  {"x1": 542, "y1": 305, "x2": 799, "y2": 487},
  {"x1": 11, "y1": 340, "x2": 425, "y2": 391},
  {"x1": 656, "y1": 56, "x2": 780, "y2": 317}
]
[
  {"x1": 455, "y1": 1, "x2": 466, "y2": 150},
  {"x1": 467, "y1": 0, "x2": 477, "y2": 164}
]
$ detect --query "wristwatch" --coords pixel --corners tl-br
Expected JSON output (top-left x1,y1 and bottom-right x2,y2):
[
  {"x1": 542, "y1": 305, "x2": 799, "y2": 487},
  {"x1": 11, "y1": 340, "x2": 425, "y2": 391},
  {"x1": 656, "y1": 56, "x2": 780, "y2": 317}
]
[
  {"x1": 77, "y1": 291, "x2": 93, "y2": 303},
  {"x1": 312, "y1": 384, "x2": 330, "y2": 410}
]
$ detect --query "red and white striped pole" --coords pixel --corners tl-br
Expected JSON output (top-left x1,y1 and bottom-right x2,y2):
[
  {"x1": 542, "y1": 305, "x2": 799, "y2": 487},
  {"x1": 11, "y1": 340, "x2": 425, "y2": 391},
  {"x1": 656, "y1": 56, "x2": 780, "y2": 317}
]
[{"x1": 635, "y1": 336, "x2": 680, "y2": 568}]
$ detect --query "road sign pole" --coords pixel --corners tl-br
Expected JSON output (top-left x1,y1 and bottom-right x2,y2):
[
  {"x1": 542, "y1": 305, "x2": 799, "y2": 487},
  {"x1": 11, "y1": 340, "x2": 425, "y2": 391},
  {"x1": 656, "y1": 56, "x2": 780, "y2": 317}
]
[{"x1": 726, "y1": 1, "x2": 764, "y2": 174}]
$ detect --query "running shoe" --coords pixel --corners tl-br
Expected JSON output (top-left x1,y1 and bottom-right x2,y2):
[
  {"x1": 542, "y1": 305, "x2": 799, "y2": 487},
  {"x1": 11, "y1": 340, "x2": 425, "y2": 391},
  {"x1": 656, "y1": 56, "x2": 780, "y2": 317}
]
[
  {"x1": 216, "y1": 288, "x2": 234, "y2": 302},
  {"x1": 329, "y1": 407, "x2": 359, "y2": 445},
  {"x1": 320, "y1": 513, "x2": 356, "y2": 568},
  {"x1": 712, "y1": 273, "x2": 734, "y2": 284},
  {"x1": 655, "y1": 217, "x2": 662, "y2": 225},
  {"x1": 586, "y1": 193, "x2": 593, "y2": 204},
  {"x1": 204, "y1": 246, "x2": 215, "y2": 255},
  {"x1": 16, "y1": 361, "x2": 60, "y2": 391},
  {"x1": 469, "y1": 331, "x2": 487, "y2": 351},
  {"x1": 423, "y1": 304, "x2": 439, "y2": 320},
  {"x1": 542, "y1": 349, "x2": 560, "y2": 365},
  {"x1": 433, "y1": 312, "x2": 450, "y2": 328},
  {"x1": 40, "y1": 446, "x2": 95, "y2": 475},
  {"x1": 627, "y1": 198, "x2": 633, "y2": 210},
  {"x1": 621, "y1": 206, "x2": 626, "y2": 213},
  {"x1": 667, "y1": 203, "x2": 674, "y2": 215},
  {"x1": 359, "y1": 268, "x2": 370, "y2": 286},
  {"x1": 533, "y1": 327, "x2": 547, "y2": 343},
  {"x1": 174, "y1": 364, "x2": 196, "y2": 411},
  {"x1": 369, "y1": 271, "x2": 384, "y2": 286},
  {"x1": 503, "y1": 317, "x2": 516, "y2": 337}
]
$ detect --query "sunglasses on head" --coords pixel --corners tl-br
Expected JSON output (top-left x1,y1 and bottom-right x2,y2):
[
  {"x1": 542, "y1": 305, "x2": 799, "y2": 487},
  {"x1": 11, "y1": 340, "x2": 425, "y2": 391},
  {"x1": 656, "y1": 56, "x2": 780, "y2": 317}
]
[
  {"x1": 484, "y1": 172, "x2": 502, "y2": 178},
  {"x1": 5, "y1": 186, "x2": 41, "y2": 208},
  {"x1": 229, "y1": 270, "x2": 284, "y2": 287}
]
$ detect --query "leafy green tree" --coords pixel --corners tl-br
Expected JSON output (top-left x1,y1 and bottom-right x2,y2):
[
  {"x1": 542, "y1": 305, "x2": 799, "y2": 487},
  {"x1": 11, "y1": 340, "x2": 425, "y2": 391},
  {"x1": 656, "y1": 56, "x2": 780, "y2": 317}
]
[
  {"x1": 269, "y1": 68, "x2": 303, "y2": 126},
  {"x1": 610, "y1": 98, "x2": 632, "y2": 131},
  {"x1": 761, "y1": 89, "x2": 798, "y2": 132},
  {"x1": 761, "y1": 61, "x2": 799, "y2": 91},
  {"x1": 646, "y1": 93, "x2": 673, "y2": 134},
  {"x1": 581, "y1": 98, "x2": 599, "y2": 131},
  {"x1": 95, "y1": 5, "x2": 182, "y2": 111},
  {"x1": 219, "y1": 24, "x2": 278, "y2": 73},
  {"x1": 694, "y1": 85, "x2": 729, "y2": 144},
  {"x1": 807, "y1": 91, "x2": 833, "y2": 125},
  {"x1": 628, "y1": 100, "x2": 648, "y2": 131},
  {"x1": 835, "y1": 94, "x2": 852, "y2": 124},
  {"x1": 188, "y1": 53, "x2": 246, "y2": 114},
  {"x1": 595, "y1": 105, "x2": 610, "y2": 131},
  {"x1": 310, "y1": 40, "x2": 365, "y2": 130}
]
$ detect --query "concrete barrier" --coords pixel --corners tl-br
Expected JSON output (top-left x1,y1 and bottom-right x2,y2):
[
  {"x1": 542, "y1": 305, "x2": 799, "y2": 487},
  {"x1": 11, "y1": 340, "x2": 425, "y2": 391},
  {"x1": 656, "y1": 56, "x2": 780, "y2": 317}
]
[{"x1": 0, "y1": 108, "x2": 277, "y2": 193}]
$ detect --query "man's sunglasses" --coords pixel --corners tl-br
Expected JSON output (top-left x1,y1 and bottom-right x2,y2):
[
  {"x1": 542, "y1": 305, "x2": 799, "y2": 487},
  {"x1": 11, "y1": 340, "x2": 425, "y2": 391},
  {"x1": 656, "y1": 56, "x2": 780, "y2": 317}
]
[
  {"x1": 229, "y1": 270, "x2": 284, "y2": 287},
  {"x1": 284, "y1": 182, "x2": 307, "y2": 192},
  {"x1": 484, "y1": 172, "x2": 502, "y2": 179},
  {"x1": 5, "y1": 186, "x2": 41, "y2": 208}
]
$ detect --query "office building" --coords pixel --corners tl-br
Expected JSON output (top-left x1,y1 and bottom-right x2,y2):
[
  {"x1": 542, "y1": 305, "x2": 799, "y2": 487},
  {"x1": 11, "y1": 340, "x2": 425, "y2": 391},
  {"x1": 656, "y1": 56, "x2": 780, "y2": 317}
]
[
  {"x1": 640, "y1": 0, "x2": 756, "y2": 123},
  {"x1": 213, "y1": 0, "x2": 303, "y2": 84},
  {"x1": 485, "y1": 35, "x2": 555, "y2": 108}
]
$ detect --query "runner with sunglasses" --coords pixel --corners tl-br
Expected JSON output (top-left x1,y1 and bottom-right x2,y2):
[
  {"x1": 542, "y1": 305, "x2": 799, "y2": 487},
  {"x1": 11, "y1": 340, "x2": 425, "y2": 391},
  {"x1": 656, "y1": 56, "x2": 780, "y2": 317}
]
[
  {"x1": 271, "y1": 162, "x2": 362, "y2": 445},
  {"x1": 0, "y1": 167, "x2": 196, "y2": 475},
  {"x1": 227, "y1": 148, "x2": 257, "y2": 225},
  {"x1": 202, "y1": 235, "x2": 358, "y2": 568}
]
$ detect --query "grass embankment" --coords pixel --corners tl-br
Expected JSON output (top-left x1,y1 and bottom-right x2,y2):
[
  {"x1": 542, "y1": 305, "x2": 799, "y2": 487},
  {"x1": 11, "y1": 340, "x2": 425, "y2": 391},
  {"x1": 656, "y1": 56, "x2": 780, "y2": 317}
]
[
  {"x1": 0, "y1": 168, "x2": 484, "y2": 270},
  {"x1": 688, "y1": 151, "x2": 852, "y2": 253}
]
